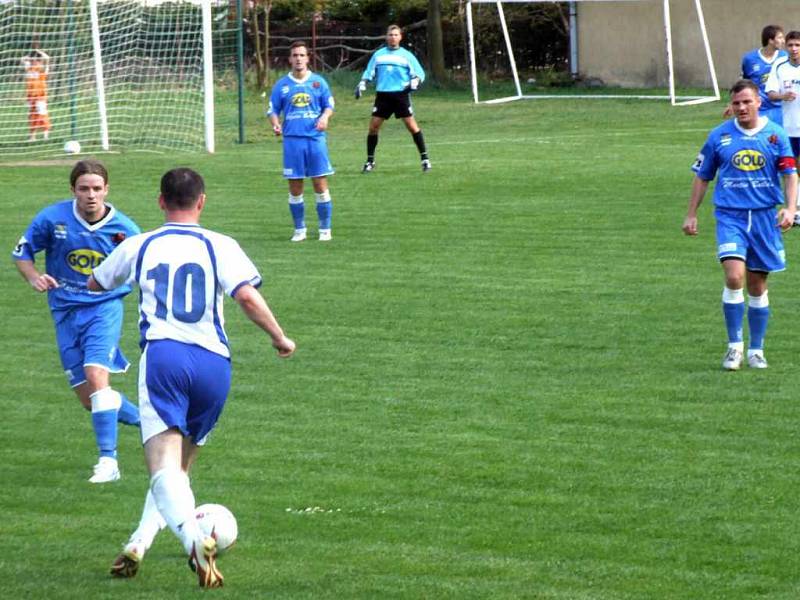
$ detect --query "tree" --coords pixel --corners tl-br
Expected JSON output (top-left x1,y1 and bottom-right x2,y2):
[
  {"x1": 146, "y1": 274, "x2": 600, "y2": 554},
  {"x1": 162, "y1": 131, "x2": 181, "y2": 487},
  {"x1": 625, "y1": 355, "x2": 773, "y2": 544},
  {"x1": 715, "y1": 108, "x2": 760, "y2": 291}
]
[
  {"x1": 246, "y1": 0, "x2": 273, "y2": 90},
  {"x1": 427, "y1": 0, "x2": 446, "y2": 82}
]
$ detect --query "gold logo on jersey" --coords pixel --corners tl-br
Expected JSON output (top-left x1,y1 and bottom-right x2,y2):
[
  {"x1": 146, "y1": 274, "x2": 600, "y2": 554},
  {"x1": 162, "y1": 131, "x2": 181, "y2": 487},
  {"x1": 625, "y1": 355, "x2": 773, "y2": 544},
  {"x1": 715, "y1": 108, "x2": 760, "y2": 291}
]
[
  {"x1": 66, "y1": 249, "x2": 106, "y2": 274},
  {"x1": 291, "y1": 93, "x2": 311, "y2": 108},
  {"x1": 732, "y1": 149, "x2": 766, "y2": 171}
]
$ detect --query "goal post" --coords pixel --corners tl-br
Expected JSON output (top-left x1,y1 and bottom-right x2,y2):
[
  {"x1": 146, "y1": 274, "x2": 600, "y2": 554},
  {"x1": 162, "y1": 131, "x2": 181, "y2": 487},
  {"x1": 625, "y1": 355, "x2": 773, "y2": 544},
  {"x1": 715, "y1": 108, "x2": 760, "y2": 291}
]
[
  {"x1": 0, "y1": 0, "x2": 217, "y2": 158},
  {"x1": 466, "y1": 0, "x2": 720, "y2": 106}
]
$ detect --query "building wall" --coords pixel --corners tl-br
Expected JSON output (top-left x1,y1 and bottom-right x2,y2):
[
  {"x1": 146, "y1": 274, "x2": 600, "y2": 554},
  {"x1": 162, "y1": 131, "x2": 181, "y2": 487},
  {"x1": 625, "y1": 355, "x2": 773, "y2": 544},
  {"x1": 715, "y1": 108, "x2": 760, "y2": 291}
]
[{"x1": 577, "y1": 0, "x2": 797, "y2": 88}]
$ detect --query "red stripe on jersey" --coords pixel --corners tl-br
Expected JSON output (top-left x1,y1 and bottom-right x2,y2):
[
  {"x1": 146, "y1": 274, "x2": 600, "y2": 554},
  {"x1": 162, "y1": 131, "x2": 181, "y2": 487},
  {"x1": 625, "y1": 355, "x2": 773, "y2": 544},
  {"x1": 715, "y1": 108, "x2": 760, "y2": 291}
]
[{"x1": 778, "y1": 156, "x2": 797, "y2": 172}]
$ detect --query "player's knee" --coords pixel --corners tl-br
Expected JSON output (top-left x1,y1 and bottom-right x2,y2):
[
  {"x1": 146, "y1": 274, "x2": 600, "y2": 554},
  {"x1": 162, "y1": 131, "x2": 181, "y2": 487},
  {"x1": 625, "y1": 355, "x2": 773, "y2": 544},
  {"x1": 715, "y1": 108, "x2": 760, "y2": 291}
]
[{"x1": 84, "y1": 365, "x2": 110, "y2": 391}]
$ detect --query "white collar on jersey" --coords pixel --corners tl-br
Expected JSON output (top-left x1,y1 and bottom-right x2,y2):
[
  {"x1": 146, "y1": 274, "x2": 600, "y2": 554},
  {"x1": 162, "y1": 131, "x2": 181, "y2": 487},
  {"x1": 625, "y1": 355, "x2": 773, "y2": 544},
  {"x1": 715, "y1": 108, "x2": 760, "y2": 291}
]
[
  {"x1": 72, "y1": 199, "x2": 116, "y2": 231},
  {"x1": 164, "y1": 222, "x2": 200, "y2": 227},
  {"x1": 758, "y1": 48, "x2": 782, "y2": 64},
  {"x1": 734, "y1": 115, "x2": 769, "y2": 136},
  {"x1": 288, "y1": 71, "x2": 313, "y2": 84}
]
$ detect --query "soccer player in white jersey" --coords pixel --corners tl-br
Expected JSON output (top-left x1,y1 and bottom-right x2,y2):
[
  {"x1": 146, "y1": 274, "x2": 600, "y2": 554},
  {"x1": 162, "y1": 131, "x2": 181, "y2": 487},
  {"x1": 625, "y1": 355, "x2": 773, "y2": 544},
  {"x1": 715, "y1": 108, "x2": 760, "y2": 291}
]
[
  {"x1": 767, "y1": 32, "x2": 800, "y2": 155},
  {"x1": 356, "y1": 24, "x2": 431, "y2": 173},
  {"x1": 767, "y1": 31, "x2": 800, "y2": 225},
  {"x1": 89, "y1": 168, "x2": 295, "y2": 587}
]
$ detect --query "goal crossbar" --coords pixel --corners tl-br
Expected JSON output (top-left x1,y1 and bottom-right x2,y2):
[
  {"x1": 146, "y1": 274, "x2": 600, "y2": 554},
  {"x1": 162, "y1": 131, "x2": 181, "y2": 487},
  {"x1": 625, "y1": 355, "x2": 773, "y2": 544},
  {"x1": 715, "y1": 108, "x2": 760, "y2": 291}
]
[{"x1": 466, "y1": 0, "x2": 720, "y2": 106}]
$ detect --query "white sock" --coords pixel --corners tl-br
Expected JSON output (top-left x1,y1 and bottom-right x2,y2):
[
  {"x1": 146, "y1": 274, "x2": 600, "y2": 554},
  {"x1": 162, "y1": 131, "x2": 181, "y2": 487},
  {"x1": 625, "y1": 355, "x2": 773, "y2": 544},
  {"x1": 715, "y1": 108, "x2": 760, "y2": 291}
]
[
  {"x1": 130, "y1": 489, "x2": 168, "y2": 551},
  {"x1": 150, "y1": 468, "x2": 202, "y2": 555}
]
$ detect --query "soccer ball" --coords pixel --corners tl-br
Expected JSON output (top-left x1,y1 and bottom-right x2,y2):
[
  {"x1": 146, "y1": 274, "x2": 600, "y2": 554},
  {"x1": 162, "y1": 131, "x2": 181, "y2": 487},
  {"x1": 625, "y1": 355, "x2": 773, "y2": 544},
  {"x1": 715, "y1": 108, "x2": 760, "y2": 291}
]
[
  {"x1": 195, "y1": 503, "x2": 238, "y2": 552},
  {"x1": 63, "y1": 140, "x2": 81, "y2": 154}
]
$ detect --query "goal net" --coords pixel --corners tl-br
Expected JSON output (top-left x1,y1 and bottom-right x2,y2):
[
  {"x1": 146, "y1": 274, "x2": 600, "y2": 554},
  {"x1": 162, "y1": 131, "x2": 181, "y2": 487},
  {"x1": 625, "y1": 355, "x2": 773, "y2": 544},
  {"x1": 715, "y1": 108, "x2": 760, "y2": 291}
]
[
  {"x1": 0, "y1": 0, "x2": 217, "y2": 158},
  {"x1": 467, "y1": 0, "x2": 720, "y2": 105}
]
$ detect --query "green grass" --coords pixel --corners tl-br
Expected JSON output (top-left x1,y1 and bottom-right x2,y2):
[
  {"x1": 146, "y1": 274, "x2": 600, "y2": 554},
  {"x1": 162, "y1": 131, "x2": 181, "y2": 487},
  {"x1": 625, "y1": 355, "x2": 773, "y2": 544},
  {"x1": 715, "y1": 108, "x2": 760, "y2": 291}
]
[{"x1": 3, "y1": 86, "x2": 800, "y2": 598}]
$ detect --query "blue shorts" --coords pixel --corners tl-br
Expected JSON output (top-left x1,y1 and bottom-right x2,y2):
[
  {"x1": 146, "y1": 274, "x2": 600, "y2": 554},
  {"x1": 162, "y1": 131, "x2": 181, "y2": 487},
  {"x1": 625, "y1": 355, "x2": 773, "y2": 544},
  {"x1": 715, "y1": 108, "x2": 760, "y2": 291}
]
[
  {"x1": 52, "y1": 301, "x2": 130, "y2": 387},
  {"x1": 138, "y1": 339, "x2": 231, "y2": 445},
  {"x1": 282, "y1": 136, "x2": 334, "y2": 179},
  {"x1": 715, "y1": 207, "x2": 786, "y2": 272}
]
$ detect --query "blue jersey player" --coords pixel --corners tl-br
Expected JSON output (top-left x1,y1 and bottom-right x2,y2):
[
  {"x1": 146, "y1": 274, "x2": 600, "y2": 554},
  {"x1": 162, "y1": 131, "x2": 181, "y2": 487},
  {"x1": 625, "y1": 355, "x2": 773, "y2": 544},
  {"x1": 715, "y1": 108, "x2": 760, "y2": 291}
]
[
  {"x1": 740, "y1": 25, "x2": 786, "y2": 125},
  {"x1": 267, "y1": 40, "x2": 334, "y2": 242},
  {"x1": 90, "y1": 168, "x2": 295, "y2": 587},
  {"x1": 12, "y1": 159, "x2": 141, "y2": 482},
  {"x1": 683, "y1": 80, "x2": 798, "y2": 370},
  {"x1": 356, "y1": 24, "x2": 431, "y2": 173}
]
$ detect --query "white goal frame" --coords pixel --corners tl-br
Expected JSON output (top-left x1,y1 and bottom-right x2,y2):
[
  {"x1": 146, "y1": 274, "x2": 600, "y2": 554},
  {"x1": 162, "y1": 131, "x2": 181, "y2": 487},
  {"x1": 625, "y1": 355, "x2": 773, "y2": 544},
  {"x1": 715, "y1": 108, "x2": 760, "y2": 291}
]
[
  {"x1": 466, "y1": 0, "x2": 720, "y2": 106},
  {"x1": 89, "y1": 0, "x2": 216, "y2": 152}
]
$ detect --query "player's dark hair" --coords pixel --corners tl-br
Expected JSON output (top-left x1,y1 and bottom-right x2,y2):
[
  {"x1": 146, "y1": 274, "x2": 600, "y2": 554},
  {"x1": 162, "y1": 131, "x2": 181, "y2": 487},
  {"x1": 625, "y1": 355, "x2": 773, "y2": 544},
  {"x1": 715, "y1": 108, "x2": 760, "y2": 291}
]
[
  {"x1": 762, "y1": 25, "x2": 784, "y2": 47},
  {"x1": 289, "y1": 40, "x2": 309, "y2": 54},
  {"x1": 729, "y1": 79, "x2": 760, "y2": 97},
  {"x1": 70, "y1": 159, "x2": 108, "y2": 188},
  {"x1": 785, "y1": 30, "x2": 800, "y2": 44},
  {"x1": 161, "y1": 168, "x2": 204, "y2": 210}
]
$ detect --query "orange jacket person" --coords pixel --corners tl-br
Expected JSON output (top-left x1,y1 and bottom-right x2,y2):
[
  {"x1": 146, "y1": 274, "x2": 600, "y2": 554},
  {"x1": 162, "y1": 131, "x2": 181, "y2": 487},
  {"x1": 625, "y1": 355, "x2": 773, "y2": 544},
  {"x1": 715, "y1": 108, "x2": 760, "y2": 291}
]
[{"x1": 23, "y1": 49, "x2": 51, "y2": 141}]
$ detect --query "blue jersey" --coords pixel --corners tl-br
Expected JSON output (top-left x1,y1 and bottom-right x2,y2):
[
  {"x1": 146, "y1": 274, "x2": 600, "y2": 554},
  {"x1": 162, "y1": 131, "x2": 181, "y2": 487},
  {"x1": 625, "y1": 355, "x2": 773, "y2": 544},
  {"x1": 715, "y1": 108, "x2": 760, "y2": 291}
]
[
  {"x1": 12, "y1": 199, "x2": 140, "y2": 310},
  {"x1": 742, "y1": 48, "x2": 787, "y2": 112},
  {"x1": 267, "y1": 72, "x2": 334, "y2": 138},
  {"x1": 361, "y1": 46, "x2": 425, "y2": 92},
  {"x1": 692, "y1": 118, "x2": 796, "y2": 210}
]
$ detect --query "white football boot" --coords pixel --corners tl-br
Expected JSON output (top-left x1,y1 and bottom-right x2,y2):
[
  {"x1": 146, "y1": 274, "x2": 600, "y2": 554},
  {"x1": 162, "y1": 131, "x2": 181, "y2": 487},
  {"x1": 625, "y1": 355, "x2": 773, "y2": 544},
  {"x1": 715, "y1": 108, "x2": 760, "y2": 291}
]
[
  {"x1": 290, "y1": 228, "x2": 307, "y2": 242},
  {"x1": 189, "y1": 536, "x2": 223, "y2": 588},
  {"x1": 721, "y1": 347, "x2": 743, "y2": 371},
  {"x1": 747, "y1": 351, "x2": 768, "y2": 369},
  {"x1": 89, "y1": 456, "x2": 120, "y2": 483},
  {"x1": 318, "y1": 229, "x2": 332, "y2": 242}
]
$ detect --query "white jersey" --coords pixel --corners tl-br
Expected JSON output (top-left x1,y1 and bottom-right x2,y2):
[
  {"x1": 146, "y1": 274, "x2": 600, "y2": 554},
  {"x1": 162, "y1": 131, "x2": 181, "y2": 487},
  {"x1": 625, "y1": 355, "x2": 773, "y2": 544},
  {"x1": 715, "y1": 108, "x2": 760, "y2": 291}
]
[
  {"x1": 766, "y1": 57, "x2": 800, "y2": 136},
  {"x1": 92, "y1": 222, "x2": 262, "y2": 358}
]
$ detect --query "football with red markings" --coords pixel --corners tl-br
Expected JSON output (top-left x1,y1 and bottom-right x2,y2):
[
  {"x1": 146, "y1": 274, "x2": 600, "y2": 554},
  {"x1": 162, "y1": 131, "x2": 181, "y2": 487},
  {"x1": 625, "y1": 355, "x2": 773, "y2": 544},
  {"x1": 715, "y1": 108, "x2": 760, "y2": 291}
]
[{"x1": 195, "y1": 503, "x2": 238, "y2": 552}]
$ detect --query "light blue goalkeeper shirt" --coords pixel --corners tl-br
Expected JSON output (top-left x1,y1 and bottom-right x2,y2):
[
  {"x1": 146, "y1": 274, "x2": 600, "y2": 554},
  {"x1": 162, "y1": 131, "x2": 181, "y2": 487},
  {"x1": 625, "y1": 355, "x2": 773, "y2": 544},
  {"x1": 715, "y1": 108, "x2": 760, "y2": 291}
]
[{"x1": 361, "y1": 46, "x2": 425, "y2": 92}]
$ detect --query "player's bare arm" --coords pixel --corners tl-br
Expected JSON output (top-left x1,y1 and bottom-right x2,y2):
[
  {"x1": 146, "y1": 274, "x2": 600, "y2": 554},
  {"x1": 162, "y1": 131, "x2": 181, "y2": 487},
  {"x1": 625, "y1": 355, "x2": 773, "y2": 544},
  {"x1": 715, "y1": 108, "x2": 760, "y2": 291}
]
[
  {"x1": 315, "y1": 108, "x2": 333, "y2": 132},
  {"x1": 777, "y1": 171, "x2": 799, "y2": 231},
  {"x1": 269, "y1": 114, "x2": 282, "y2": 136},
  {"x1": 15, "y1": 258, "x2": 58, "y2": 291},
  {"x1": 683, "y1": 177, "x2": 710, "y2": 236},
  {"x1": 233, "y1": 284, "x2": 295, "y2": 357}
]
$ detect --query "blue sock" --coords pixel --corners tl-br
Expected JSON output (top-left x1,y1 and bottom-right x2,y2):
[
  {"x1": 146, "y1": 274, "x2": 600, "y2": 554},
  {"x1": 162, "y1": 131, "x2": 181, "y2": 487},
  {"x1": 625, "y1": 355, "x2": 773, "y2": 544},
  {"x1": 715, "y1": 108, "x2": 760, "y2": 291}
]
[
  {"x1": 748, "y1": 305, "x2": 770, "y2": 350},
  {"x1": 92, "y1": 410, "x2": 118, "y2": 459},
  {"x1": 722, "y1": 301, "x2": 745, "y2": 344},
  {"x1": 316, "y1": 194, "x2": 332, "y2": 230},
  {"x1": 117, "y1": 393, "x2": 140, "y2": 427},
  {"x1": 289, "y1": 195, "x2": 305, "y2": 230}
]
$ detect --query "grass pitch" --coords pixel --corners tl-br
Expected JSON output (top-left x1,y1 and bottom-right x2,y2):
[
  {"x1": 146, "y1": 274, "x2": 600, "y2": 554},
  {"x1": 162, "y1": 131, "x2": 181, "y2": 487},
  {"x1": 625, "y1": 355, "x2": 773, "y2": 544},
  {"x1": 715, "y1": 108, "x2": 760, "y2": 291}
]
[{"x1": 3, "y1": 86, "x2": 800, "y2": 599}]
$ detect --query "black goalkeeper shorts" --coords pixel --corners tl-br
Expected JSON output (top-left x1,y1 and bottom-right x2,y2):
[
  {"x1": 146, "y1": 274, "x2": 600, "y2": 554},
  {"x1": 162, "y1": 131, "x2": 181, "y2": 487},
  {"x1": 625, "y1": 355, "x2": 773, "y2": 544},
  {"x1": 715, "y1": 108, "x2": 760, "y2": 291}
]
[{"x1": 372, "y1": 91, "x2": 414, "y2": 119}]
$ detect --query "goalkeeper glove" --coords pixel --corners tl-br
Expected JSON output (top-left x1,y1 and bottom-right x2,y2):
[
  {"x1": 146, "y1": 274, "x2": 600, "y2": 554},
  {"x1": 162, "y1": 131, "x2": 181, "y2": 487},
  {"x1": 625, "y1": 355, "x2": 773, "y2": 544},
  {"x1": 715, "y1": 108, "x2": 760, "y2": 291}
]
[
  {"x1": 409, "y1": 77, "x2": 420, "y2": 91},
  {"x1": 354, "y1": 80, "x2": 366, "y2": 100}
]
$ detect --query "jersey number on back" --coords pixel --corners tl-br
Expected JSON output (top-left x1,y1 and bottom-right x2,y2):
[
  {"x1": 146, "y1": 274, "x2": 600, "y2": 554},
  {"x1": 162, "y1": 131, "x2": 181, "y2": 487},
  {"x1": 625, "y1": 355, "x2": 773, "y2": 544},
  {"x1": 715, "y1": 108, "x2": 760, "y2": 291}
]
[{"x1": 147, "y1": 263, "x2": 206, "y2": 323}]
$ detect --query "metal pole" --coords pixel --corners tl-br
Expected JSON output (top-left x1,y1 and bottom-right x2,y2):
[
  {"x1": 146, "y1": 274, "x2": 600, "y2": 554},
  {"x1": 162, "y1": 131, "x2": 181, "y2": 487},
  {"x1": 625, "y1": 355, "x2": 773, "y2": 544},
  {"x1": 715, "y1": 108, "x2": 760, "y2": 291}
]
[
  {"x1": 569, "y1": 1, "x2": 578, "y2": 78},
  {"x1": 67, "y1": 0, "x2": 77, "y2": 139},
  {"x1": 202, "y1": 0, "x2": 215, "y2": 152},
  {"x1": 236, "y1": 0, "x2": 244, "y2": 144}
]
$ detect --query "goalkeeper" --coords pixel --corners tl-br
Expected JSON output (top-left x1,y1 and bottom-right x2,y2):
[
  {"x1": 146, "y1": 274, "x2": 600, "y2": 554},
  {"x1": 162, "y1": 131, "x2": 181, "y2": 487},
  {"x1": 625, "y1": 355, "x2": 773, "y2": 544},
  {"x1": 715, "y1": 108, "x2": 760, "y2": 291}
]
[
  {"x1": 355, "y1": 25, "x2": 431, "y2": 173},
  {"x1": 22, "y1": 48, "x2": 51, "y2": 142}
]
